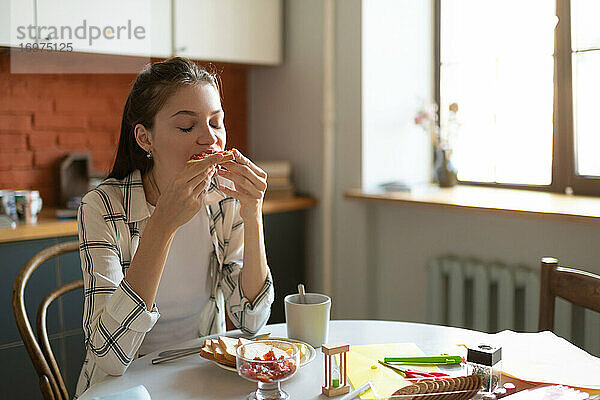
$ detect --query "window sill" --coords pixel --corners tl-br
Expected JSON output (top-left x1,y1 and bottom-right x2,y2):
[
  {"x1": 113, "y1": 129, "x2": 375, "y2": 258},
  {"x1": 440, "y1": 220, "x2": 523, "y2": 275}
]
[{"x1": 345, "y1": 184, "x2": 600, "y2": 225}]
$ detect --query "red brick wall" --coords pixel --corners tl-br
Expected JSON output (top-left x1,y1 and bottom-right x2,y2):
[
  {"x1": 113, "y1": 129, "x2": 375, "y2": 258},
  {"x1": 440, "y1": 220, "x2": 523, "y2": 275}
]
[{"x1": 0, "y1": 50, "x2": 247, "y2": 207}]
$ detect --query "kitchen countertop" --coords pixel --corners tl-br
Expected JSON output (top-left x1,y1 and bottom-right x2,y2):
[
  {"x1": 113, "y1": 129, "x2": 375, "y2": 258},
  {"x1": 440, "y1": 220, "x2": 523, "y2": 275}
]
[{"x1": 0, "y1": 196, "x2": 317, "y2": 243}]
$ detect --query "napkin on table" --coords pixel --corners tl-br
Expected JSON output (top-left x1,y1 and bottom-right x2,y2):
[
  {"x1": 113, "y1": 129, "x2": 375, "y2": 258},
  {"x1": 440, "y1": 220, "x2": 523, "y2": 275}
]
[
  {"x1": 464, "y1": 330, "x2": 600, "y2": 394},
  {"x1": 90, "y1": 385, "x2": 151, "y2": 400}
]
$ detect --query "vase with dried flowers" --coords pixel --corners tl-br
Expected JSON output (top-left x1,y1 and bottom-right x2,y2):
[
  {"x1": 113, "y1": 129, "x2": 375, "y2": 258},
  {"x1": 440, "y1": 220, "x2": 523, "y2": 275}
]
[{"x1": 414, "y1": 102, "x2": 459, "y2": 187}]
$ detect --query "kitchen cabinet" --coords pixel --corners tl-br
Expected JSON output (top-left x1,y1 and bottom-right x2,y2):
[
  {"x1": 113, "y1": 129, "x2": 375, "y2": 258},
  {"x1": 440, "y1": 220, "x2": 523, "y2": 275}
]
[
  {"x1": 0, "y1": 236, "x2": 84, "y2": 400},
  {"x1": 148, "y1": 0, "x2": 173, "y2": 58},
  {"x1": 264, "y1": 209, "x2": 307, "y2": 324},
  {"x1": 0, "y1": 0, "x2": 36, "y2": 48},
  {"x1": 2, "y1": 0, "x2": 282, "y2": 65},
  {"x1": 35, "y1": 0, "x2": 171, "y2": 58},
  {"x1": 174, "y1": 0, "x2": 282, "y2": 65}
]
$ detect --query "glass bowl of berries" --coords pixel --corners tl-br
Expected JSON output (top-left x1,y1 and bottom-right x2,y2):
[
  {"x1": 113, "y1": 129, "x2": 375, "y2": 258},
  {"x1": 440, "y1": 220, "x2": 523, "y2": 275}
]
[{"x1": 236, "y1": 340, "x2": 300, "y2": 400}]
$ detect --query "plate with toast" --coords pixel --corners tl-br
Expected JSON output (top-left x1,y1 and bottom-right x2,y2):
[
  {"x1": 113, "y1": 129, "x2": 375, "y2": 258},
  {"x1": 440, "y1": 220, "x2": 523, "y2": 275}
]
[{"x1": 199, "y1": 335, "x2": 316, "y2": 372}]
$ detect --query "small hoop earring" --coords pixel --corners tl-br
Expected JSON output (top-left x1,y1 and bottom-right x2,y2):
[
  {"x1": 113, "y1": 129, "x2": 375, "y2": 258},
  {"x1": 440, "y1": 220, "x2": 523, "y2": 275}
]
[{"x1": 146, "y1": 150, "x2": 153, "y2": 159}]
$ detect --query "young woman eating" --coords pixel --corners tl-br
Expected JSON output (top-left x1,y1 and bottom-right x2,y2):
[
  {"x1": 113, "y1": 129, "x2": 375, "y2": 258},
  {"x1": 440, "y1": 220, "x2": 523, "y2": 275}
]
[{"x1": 75, "y1": 57, "x2": 273, "y2": 397}]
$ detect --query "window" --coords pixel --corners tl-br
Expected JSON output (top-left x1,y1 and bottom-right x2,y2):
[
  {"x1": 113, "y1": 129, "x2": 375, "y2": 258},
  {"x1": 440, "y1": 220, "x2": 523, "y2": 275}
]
[
  {"x1": 571, "y1": 0, "x2": 600, "y2": 177},
  {"x1": 437, "y1": 0, "x2": 600, "y2": 195}
]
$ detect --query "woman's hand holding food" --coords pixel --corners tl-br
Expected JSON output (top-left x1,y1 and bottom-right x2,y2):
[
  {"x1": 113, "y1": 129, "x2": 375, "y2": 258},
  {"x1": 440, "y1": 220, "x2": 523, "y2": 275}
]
[
  {"x1": 216, "y1": 149, "x2": 269, "y2": 305},
  {"x1": 152, "y1": 152, "x2": 224, "y2": 233},
  {"x1": 216, "y1": 149, "x2": 268, "y2": 221}
]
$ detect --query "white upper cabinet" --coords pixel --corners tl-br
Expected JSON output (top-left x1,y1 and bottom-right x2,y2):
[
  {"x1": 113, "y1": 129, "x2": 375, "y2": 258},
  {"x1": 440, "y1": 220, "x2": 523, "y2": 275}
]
[
  {"x1": 35, "y1": 0, "x2": 171, "y2": 57},
  {"x1": 1, "y1": 0, "x2": 282, "y2": 64},
  {"x1": 174, "y1": 0, "x2": 282, "y2": 65},
  {"x1": 0, "y1": 0, "x2": 36, "y2": 48},
  {"x1": 148, "y1": 0, "x2": 172, "y2": 58}
]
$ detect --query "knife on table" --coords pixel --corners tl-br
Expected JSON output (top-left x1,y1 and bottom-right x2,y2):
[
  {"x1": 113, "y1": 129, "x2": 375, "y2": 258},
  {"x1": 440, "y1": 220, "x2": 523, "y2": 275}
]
[{"x1": 152, "y1": 332, "x2": 271, "y2": 364}]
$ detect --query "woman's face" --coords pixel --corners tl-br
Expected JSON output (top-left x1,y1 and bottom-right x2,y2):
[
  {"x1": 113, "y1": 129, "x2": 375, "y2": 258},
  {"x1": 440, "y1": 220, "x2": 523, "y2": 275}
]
[{"x1": 149, "y1": 83, "x2": 226, "y2": 179}]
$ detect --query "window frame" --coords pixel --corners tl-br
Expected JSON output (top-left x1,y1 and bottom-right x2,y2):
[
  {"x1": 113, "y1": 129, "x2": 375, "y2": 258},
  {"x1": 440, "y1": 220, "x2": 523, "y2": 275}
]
[{"x1": 434, "y1": 0, "x2": 600, "y2": 196}]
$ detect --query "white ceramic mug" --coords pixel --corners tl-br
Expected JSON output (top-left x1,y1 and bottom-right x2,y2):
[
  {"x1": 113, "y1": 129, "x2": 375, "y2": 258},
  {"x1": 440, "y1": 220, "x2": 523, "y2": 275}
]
[
  {"x1": 284, "y1": 293, "x2": 331, "y2": 348},
  {"x1": 15, "y1": 190, "x2": 42, "y2": 224}
]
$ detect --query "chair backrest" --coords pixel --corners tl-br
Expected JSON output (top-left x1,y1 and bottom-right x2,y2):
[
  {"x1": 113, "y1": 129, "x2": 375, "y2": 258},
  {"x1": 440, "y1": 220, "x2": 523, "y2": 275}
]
[
  {"x1": 11, "y1": 240, "x2": 83, "y2": 400},
  {"x1": 538, "y1": 257, "x2": 600, "y2": 331}
]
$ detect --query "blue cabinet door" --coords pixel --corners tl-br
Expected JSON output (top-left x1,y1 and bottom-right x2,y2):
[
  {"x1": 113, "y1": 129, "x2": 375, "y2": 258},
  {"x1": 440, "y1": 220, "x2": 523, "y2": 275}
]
[
  {"x1": 264, "y1": 210, "x2": 307, "y2": 324},
  {"x1": 0, "y1": 235, "x2": 84, "y2": 399}
]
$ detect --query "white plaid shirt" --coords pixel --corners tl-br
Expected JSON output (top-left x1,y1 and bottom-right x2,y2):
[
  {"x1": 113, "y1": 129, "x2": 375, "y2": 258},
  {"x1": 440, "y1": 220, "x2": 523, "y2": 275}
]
[{"x1": 75, "y1": 169, "x2": 274, "y2": 397}]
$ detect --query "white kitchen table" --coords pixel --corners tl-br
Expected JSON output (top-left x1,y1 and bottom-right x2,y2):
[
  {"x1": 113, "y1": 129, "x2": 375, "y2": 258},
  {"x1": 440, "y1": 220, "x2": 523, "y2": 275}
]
[{"x1": 77, "y1": 320, "x2": 496, "y2": 399}]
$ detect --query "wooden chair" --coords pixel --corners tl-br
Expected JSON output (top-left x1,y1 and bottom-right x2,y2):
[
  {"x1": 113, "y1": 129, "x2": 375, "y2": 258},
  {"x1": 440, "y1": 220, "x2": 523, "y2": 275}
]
[
  {"x1": 538, "y1": 257, "x2": 600, "y2": 331},
  {"x1": 11, "y1": 241, "x2": 83, "y2": 400}
]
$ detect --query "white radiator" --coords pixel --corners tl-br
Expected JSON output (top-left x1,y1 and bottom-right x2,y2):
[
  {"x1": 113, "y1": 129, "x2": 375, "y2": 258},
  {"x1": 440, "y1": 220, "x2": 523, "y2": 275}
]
[{"x1": 427, "y1": 256, "x2": 600, "y2": 357}]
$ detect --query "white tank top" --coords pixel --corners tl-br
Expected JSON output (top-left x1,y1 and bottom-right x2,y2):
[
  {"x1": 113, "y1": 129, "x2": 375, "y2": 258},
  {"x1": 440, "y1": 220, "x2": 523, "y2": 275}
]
[{"x1": 138, "y1": 202, "x2": 213, "y2": 355}]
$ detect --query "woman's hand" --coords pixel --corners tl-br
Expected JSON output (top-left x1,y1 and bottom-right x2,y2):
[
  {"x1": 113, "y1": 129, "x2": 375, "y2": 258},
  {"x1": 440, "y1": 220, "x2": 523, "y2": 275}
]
[
  {"x1": 216, "y1": 149, "x2": 267, "y2": 221},
  {"x1": 152, "y1": 152, "x2": 224, "y2": 233}
]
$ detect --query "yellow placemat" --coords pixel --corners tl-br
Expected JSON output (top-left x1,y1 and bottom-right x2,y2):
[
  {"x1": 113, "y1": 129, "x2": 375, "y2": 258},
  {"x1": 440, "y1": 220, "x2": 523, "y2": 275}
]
[{"x1": 335, "y1": 343, "x2": 439, "y2": 399}]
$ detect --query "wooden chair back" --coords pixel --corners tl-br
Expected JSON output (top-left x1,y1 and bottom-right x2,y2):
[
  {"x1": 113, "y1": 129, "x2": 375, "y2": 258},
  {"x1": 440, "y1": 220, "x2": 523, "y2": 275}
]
[
  {"x1": 11, "y1": 240, "x2": 83, "y2": 400},
  {"x1": 539, "y1": 257, "x2": 600, "y2": 331}
]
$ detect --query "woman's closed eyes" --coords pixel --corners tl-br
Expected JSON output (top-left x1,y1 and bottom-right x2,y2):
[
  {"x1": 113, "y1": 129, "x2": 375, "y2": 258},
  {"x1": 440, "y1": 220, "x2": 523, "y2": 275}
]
[
  {"x1": 177, "y1": 121, "x2": 223, "y2": 133},
  {"x1": 179, "y1": 125, "x2": 195, "y2": 133}
]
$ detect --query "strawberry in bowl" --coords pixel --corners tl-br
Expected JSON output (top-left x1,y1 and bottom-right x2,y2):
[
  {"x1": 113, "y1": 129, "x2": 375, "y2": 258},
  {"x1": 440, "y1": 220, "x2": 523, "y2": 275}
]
[{"x1": 236, "y1": 340, "x2": 300, "y2": 400}]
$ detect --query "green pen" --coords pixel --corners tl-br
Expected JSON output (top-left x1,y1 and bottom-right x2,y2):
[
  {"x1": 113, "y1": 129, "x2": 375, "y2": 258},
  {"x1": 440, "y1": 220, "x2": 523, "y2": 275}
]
[{"x1": 383, "y1": 355, "x2": 463, "y2": 365}]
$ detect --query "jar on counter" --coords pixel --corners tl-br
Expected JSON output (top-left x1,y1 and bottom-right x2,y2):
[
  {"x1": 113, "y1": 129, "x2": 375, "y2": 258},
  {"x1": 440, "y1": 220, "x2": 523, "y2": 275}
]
[{"x1": 467, "y1": 344, "x2": 502, "y2": 394}]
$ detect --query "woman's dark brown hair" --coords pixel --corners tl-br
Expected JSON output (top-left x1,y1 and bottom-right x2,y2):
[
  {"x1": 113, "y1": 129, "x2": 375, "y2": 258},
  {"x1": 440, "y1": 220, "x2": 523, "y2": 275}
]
[{"x1": 107, "y1": 57, "x2": 219, "y2": 180}]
